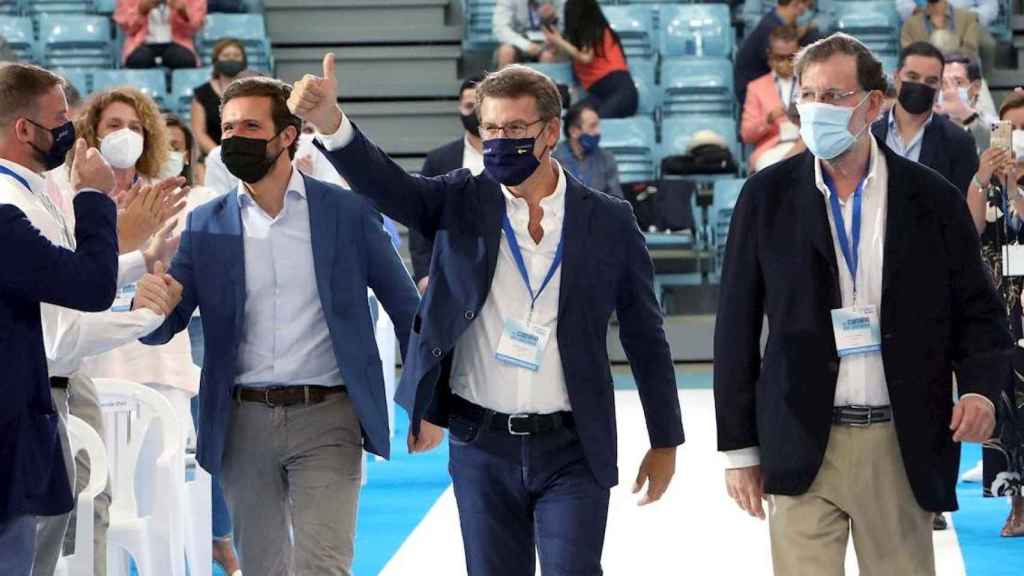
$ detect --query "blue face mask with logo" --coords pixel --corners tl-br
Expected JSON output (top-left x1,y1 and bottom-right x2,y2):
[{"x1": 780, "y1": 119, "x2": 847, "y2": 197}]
[
  {"x1": 483, "y1": 126, "x2": 550, "y2": 186},
  {"x1": 26, "y1": 118, "x2": 76, "y2": 171},
  {"x1": 579, "y1": 133, "x2": 601, "y2": 155},
  {"x1": 796, "y1": 94, "x2": 871, "y2": 160}
]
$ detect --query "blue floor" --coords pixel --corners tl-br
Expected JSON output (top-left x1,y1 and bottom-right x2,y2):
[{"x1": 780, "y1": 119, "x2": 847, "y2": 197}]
[{"x1": 955, "y1": 443, "x2": 1024, "y2": 575}]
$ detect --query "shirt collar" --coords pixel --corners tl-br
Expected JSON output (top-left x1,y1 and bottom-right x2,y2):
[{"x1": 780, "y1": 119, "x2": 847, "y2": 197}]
[
  {"x1": 887, "y1": 108, "x2": 934, "y2": 144},
  {"x1": 814, "y1": 135, "x2": 882, "y2": 199},
  {"x1": 500, "y1": 159, "x2": 567, "y2": 220},
  {"x1": 464, "y1": 134, "x2": 483, "y2": 158},
  {"x1": 0, "y1": 158, "x2": 48, "y2": 196},
  {"x1": 237, "y1": 167, "x2": 307, "y2": 206}
]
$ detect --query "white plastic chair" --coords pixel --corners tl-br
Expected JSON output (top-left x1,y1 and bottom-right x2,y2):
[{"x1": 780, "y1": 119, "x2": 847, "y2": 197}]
[
  {"x1": 54, "y1": 415, "x2": 110, "y2": 576},
  {"x1": 95, "y1": 378, "x2": 186, "y2": 576},
  {"x1": 184, "y1": 451, "x2": 213, "y2": 576}
]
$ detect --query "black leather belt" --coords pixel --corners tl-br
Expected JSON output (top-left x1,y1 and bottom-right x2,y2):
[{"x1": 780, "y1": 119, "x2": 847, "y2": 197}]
[
  {"x1": 833, "y1": 405, "x2": 892, "y2": 427},
  {"x1": 234, "y1": 385, "x2": 345, "y2": 407},
  {"x1": 50, "y1": 377, "x2": 69, "y2": 389},
  {"x1": 451, "y1": 394, "x2": 574, "y2": 436}
]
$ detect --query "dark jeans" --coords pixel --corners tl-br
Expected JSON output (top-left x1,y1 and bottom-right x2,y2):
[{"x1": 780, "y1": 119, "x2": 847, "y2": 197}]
[
  {"x1": 125, "y1": 42, "x2": 196, "y2": 69},
  {"x1": 448, "y1": 412, "x2": 610, "y2": 576},
  {"x1": 581, "y1": 70, "x2": 638, "y2": 119}
]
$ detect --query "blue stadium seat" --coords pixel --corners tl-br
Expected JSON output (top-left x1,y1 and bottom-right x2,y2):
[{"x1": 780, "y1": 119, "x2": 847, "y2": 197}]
[
  {"x1": 741, "y1": 0, "x2": 834, "y2": 37},
  {"x1": 465, "y1": 0, "x2": 498, "y2": 48},
  {"x1": 0, "y1": 0, "x2": 20, "y2": 16},
  {"x1": 660, "y1": 57, "x2": 734, "y2": 118},
  {"x1": 0, "y1": 16, "x2": 36, "y2": 63},
  {"x1": 25, "y1": 0, "x2": 92, "y2": 15},
  {"x1": 603, "y1": 5, "x2": 656, "y2": 59},
  {"x1": 600, "y1": 117, "x2": 657, "y2": 184},
  {"x1": 630, "y1": 58, "x2": 658, "y2": 116},
  {"x1": 660, "y1": 116, "x2": 740, "y2": 169},
  {"x1": 709, "y1": 177, "x2": 745, "y2": 277},
  {"x1": 198, "y1": 14, "x2": 272, "y2": 71},
  {"x1": 659, "y1": 4, "x2": 734, "y2": 59},
  {"x1": 39, "y1": 13, "x2": 114, "y2": 69},
  {"x1": 92, "y1": 68, "x2": 169, "y2": 108},
  {"x1": 832, "y1": 2, "x2": 900, "y2": 56},
  {"x1": 878, "y1": 54, "x2": 898, "y2": 78},
  {"x1": 171, "y1": 67, "x2": 213, "y2": 119},
  {"x1": 524, "y1": 61, "x2": 575, "y2": 87},
  {"x1": 93, "y1": 0, "x2": 117, "y2": 14},
  {"x1": 54, "y1": 67, "x2": 92, "y2": 96}
]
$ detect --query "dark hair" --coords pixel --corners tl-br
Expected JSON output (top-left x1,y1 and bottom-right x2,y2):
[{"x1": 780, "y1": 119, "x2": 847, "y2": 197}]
[
  {"x1": 220, "y1": 76, "x2": 301, "y2": 159},
  {"x1": 164, "y1": 114, "x2": 195, "y2": 185},
  {"x1": 459, "y1": 74, "x2": 484, "y2": 99},
  {"x1": 563, "y1": 0, "x2": 623, "y2": 60},
  {"x1": 0, "y1": 63, "x2": 64, "y2": 129},
  {"x1": 1000, "y1": 91, "x2": 1024, "y2": 120},
  {"x1": 563, "y1": 102, "x2": 596, "y2": 138},
  {"x1": 769, "y1": 25, "x2": 801, "y2": 47},
  {"x1": 212, "y1": 38, "x2": 248, "y2": 77},
  {"x1": 62, "y1": 81, "x2": 82, "y2": 109},
  {"x1": 475, "y1": 64, "x2": 563, "y2": 121},
  {"x1": 898, "y1": 41, "x2": 945, "y2": 71},
  {"x1": 944, "y1": 52, "x2": 981, "y2": 82},
  {"x1": 795, "y1": 32, "x2": 888, "y2": 93}
]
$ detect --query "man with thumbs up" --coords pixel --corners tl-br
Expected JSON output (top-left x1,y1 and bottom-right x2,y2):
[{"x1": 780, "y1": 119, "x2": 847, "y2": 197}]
[{"x1": 293, "y1": 55, "x2": 684, "y2": 575}]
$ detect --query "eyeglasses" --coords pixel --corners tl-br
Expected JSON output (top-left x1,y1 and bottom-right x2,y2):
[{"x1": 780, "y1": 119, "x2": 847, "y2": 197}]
[
  {"x1": 796, "y1": 88, "x2": 861, "y2": 106},
  {"x1": 769, "y1": 53, "x2": 796, "y2": 63},
  {"x1": 480, "y1": 118, "x2": 547, "y2": 139}
]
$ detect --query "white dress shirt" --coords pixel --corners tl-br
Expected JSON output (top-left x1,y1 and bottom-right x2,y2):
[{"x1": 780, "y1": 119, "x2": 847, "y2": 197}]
[
  {"x1": 318, "y1": 115, "x2": 571, "y2": 413},
  {"x1": 462, "y1": 134, "x2": 485, "y2": 176},
  {"x1": 774, "y1": 73, "x2": 796, "y2": 111},
  {"x1": 0, "y1": 159, "x2": 164, "y2": 378},
  {"x1": 235, "y1": 168, "x2": 344, "y2": 387}
]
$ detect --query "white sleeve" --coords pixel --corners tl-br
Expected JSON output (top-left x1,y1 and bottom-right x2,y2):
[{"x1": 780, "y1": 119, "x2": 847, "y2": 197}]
[
  {"x1": 118, "y1": 251, "x2": 147, "y2": 287},
  {"x1": 492, "y1": 0, "x2": 532, "y2": 51},
  {"x1": 203, "y1": 147, "x2": 239, "y2": 197},
  {"x1": 315, "y1": 114, "x2": 356, "y2": 151},
  {"x1": 895, "y1": 0, "x2": 917, "y2": 20},
  {"x1": 40, "y1": 304, "x2": 165, "y2": 377},
  {"x1": 722, "y1": 447, "x2": 761, "y2": 469},
  {"x1": 975, "y1": 0, "x2": 998, "y2": 27}
]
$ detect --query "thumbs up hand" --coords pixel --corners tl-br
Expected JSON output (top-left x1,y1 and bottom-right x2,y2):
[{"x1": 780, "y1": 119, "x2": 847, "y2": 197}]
[{"x1": 288, "y1": 53, "x2": 344, "y2": 135}]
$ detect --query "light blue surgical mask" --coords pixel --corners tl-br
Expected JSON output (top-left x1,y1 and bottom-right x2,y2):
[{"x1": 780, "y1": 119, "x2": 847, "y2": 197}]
[
  {"x1": 958, "y1": 86, "x2": 971, "y2": 106},
  {"x1": 796, "y1": 94, "x2": 871, "y2": 160}
]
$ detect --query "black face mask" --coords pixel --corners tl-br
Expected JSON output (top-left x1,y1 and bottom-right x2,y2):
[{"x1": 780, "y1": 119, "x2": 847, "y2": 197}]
[
  {"x1": 898, "y1": 81, "x2": 936, "y2": 115},
  {"x1": 221, "y1": 131, "x2": 287, "y2": 184},
  {"x1": 460, "y1": 111, "x2": 480, "y2": 138},
  {"x1": 26, "y1": 118, "x2": 76, "y2": 171},
  {"x1": 214, "y1": 59, "x2": 245, "y2": 78}
]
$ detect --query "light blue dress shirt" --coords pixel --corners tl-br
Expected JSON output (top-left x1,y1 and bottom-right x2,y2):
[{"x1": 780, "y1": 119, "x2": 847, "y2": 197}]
[{"x1": 885, "y1": 109, "x2": 934, "y2": 163}]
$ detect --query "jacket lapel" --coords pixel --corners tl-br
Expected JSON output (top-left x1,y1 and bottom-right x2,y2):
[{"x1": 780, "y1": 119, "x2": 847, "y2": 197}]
[
  {"x1": 917, "y1": 120, "x2": 938, "y2": 169},
  {"x1": 881, "y1": 146, "x2": 914, "y2": 297},
  {"x1": 479, "y1": 175, "x2": 505, "y2": 291},
  {"x1": 793, "y1": 152, "x2": 841, "y2": 308},
  {"x1": 305, "y1": 176, "x2": 337, "y2": 312},
  {"x1": 558, "y1": 176, "x2": 594, "y2": 314},
  {"x1": 218, "y1": 193, "x2": 246, "y2": 342}
]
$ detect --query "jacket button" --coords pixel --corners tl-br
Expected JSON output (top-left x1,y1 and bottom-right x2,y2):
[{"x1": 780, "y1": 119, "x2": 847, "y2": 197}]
[
  {"x1": 431, "y1": 348, "x2": 443, "y2": 358},
  {"x1": 465, "y1": 311, "x2": 475, "y2": 320}
]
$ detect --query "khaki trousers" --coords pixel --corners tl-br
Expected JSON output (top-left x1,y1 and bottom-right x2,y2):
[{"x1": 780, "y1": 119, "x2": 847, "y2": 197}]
[{"x1": 768, "y1": 422, "x2": 935, "y2": 576}]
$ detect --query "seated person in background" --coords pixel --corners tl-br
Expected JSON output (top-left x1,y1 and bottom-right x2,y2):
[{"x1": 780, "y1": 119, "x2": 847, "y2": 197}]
[
  {"x1": 897, "y1": 0, "x2": 997, "y2": 73},
  {"x1": 734, "y1": 0, "x2": 819, "y2": 106},
  {"x1": 741, "y1": 25, "x2": 802, "y2": 173},
  {"x1": 544, "y1": 0, "x2": 637, "y2": 119},
  {"x1": 0, "y1": 36, "x2": 16, "y2": 62},
  {"x1": 901, "y1": 0, "x2": 979, "y2": 59},
  {"x1": 408, "y1": 76, "x2": 485, "y2": 293},
  {"x1": 115, "y1": 0, "x2": 207, "y2": 69},
  {"x1": 192, "y1": 38, "x2": 248, "y2": 156},
  {"x1": 937, "y1": 52, "x2": 997, "y2": 149},
  {"x1": 553, "y1": 102, "x2": 622, "y2": 198},
  {"x1": 493, "y1": 0, "x2": 563, "y2": 68},
  {"x1": 881, "y1": 83, "x2": 899, "y2": 115}
]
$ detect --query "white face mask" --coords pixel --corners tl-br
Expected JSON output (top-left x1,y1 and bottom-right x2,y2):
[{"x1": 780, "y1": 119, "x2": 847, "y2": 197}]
[
  {"x1": 1013, "y1": 130, "x2": 1024, "y2": 160},
  {"x1": 159, "y1": 150, "x2": 186, "y2": 179},
  {"x1": 100, "y1": 128, "x2": 144, "y2": 170}
]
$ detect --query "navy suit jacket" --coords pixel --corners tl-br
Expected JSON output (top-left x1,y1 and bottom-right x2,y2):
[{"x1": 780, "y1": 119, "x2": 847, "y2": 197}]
[
  {"x1": 871, "y1": 113, "x2": 979, "y2": 196},
  {"x1": 0, "y1": 192, "x2": 118, "y2": 521},
  {"x1": 409, "y1": 138, "x2": 465, "y2": 282},
  {"x1": 141, "y1": 175, "x2": 420, "y2": 475},
  {"x1": 316, "y1": 124, "x2": 685, "y2": 489}
]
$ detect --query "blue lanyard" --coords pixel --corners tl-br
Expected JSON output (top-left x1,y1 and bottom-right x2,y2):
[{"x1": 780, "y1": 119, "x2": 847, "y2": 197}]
[
  {"x1": 501, "y1": 211, "x2": 564, "y2": 317},
  {"x1": 825, "y1": 173, "x2": 865, "y2": 293},
  {"x1": 0, "y1": 164, "x2": 32, "y2": 192}
]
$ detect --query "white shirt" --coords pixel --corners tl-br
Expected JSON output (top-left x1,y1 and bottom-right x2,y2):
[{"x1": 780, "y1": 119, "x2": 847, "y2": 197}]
[
  {"x1": 462, "y1": 134, "x2": 485, "y2": 176},
  {"x1": 318, "y1": 115, "x2": 571, "y2": 413},
  {"x1": 0, "y1": 159, "x2": 164, "y2": 379},
  {"x1": 774, "y1": 73, "x2": 796, "y2": 111},
  {"x1": 146, "y1": 4, "x2": 172, "y2": 44},
  {"x1": 235, "y1": 169, "x2": 344, "y2": 387}
]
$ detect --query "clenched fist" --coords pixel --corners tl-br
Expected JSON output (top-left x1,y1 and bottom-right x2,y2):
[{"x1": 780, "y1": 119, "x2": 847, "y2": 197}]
[
  {"x1": 288, "y1": 53, "x2": 344, "y2": 135},
  {"x1": 132, "y1": 261, "x2": 183, "y2": 316},
  {"x1": 70, "y1": 138, "x2": 116, "y2": 196}
]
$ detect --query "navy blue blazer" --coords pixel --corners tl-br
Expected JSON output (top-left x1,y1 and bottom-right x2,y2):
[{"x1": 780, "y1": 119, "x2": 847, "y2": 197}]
[
  {"x1": 141, "y1": 175, "x2": 420, "y2": 474},
  {"x1": 316, "y1": 124, "x2": 685, "y2": 489},
  {"x1": 409, "y1": 138, "x2": 465, "y2": 282},
  {"x1": 871, "y1": 112, "x2": 979, "y2": 196},
  {"x1": 0, "y1": 192, "x2": 119, "y2": 521}
]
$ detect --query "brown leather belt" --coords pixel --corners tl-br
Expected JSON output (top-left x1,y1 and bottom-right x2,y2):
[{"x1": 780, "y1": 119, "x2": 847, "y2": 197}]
[
  {"x1": 50, "y1": 377, "x2": 70, "y2": 389},
  {"x1": 234, "y1": 385, "x2": 345, "y2": 407}
]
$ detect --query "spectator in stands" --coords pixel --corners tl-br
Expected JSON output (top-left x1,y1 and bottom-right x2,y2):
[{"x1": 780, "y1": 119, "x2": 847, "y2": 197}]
[
  {"x1": 553, "y1": 102, "x2": 622, "y2": 198},
  {"x1": 0, "y1": 35, "x2": 16, "y2": 62},
  {"x1": 193, "y1": 38, "x2": 248, "y2": 156},
  {"x1": 939, "y1": 52, "x2": 998, "y2": 149},
  {"x1": 871, "y1": 42, "x2": 978, "y2": 199},
  {"x1": 493, "y1": 0, "x2": 563, "y2": 68},
  {"x1": 741, "y1": 25, "x2": 802, "y2": 172},
  {"x1": 408, "y1": 76, "x2": 485, "y2": 293},
  {"x1": 63, "y1": 82, "x2": 85, "y2": 122},
  {"x1": 543, "y1": 0, "x2": 637, "y2": 119},
  {"x1": 734, "y1": 0, "x2": 820, "y2": 106},
  {"x1": 115, "y1": 0, "x2": 207, "y2": 69},
  {"x1": 897, "y1": 0, "x2": 997, "y2": 73},
  {"x1": 900, "y1": 0, "x2": 980, "y2": 59}
]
